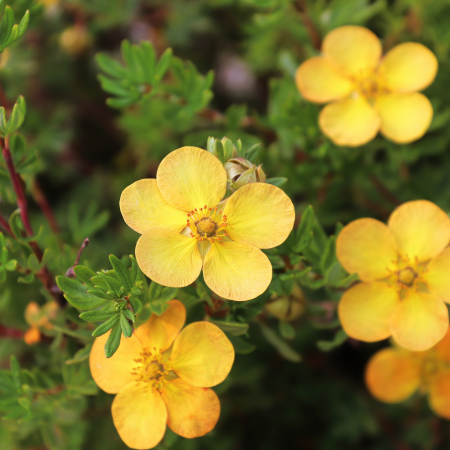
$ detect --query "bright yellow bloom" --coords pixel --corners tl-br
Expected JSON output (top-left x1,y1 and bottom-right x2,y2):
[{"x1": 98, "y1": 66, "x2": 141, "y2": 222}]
[
  {"x1": 120, "y1": 146, "x2": 295, "y2": 301},
  {"x1": 295, "y1": 26, "x2": 438, "y2": 147},
  {"x1": 366, "y1": 329, "x2": 450, "y2": 419},
  {"x1": 90, "y1": 300, "x2": 234, "y2": 449},
  {"x1": 337, "y1": 200, "x2": 450, "y2": 351}
]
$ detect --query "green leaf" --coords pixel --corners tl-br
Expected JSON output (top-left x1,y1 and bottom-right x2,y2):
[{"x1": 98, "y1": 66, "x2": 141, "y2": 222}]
[
  {"x1": 79, "y1": 310, "x2": 119, "y2": 322},
  {"x1": 209, "y1": 319, "x2": 249, "y2": 336},
  {"x1": 120, "y1": 311, "x2": 132, "y2": 338},
  {"x1": 10, "y1": 356, "x2": 22, "y2": 393},
  {"x1": 260, "y1": 323, "x2": 301, "y2": 363},
  {"x1": 128, "y1": 296, "x2": 142, "y2": 315},
  {"x1": 105, "y1": 322, "x2": 122, "y2": 358},
  {"x1": 96, "y1": 53, "x2": 128, "y2": 78},
  {"x1": 4, "y1": 259, "x2": 16, "y2": 271},
  {"x1": 245, "y1": 143, "x2": 261, "y2": 162},
  {"x1": 226, "y1": 334, "x2": 256, "y2": 354},
  {"x1": 109, "y1": 254, "x2": 131, "y2": 290},
  {"x1": 86, "y1": 289, "x2": 114, "y2": 300},
  {"x1": 294, "y1": 205, "x2": 314, "y2": 253},
  {"x1": 73, "y1": 265, "x2": 96, "y2": 287},
  {"x1": 266, "y1": 177, "x2": 288, "y2": 187},
  {"x1": 222, "y1": 138, "x2": 234, "y2": 161},
  {"x1": 122, "y1": 308, "x2": 136, "y2": 323},
  {"x1": 154, "y1": 48, "x2": 172, "y2": 82},
  {"x1": 102, "y1": 275, "x2": 123, "y2": 296},
  {"x1": 64, "y1": 294, "x2": 108, "y2": 310},
  {"x1": 53, "y1": 325, "x2": 93, "y2": 340},
  {"x1": 0, "y1": 6, "x2": 14, "y2": 47},
  {"x1": 17, "y1": 272, "x2": 34, "y2": 284},
  {"x1": 317, "y1": 329, "x2": 348, "y2": 352},
  {"x1": 148, "y1": 281, "x2": 163, "y2": 302},
  {"x1": 92, "y1": 314, "x2": 120, "y2": 337},
  {"x1": 279, "y1": 321, "x2": 295, "y2": 340},
  {"x1": 16, "y1": 10, "x2": 30, "y2": 40},
  {"x1": 65, "y1": 344, "x2": 93, "y2": 365},
  {"x1": 214, "y1": 139, "x2": 225, "y2": 163},
  {"x1": 90, "y1": 276, "x2": 109, "y2": 291},
  {"x1": 130, "y1": 255, "x2": 139, "y2": 283},
  {"x1": 57, "y1": 276, "x2": 98, "y2": 300},
  {"x1": 27, "y1": 253, "x2": 41, "y2": 272}
]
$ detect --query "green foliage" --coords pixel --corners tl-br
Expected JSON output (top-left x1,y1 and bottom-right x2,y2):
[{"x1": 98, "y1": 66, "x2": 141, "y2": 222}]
[
  {"x1": 0, "y1": 4, "x2": 28, "y2": 53},
  {"x1": 0, "y1": 95, "x2": 26, "y2": 137}
]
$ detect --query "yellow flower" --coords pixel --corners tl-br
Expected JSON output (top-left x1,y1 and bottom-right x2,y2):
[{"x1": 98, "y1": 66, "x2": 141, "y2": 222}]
[
  {"x1": 295, "y1": 25, "x2": 438, "y2": 146},
  {"x1": 90, "y1": 300, "x2": 234, "y2": 449},
  {"x1": 120, "y1": 146, "x2": 295, "y2": 301},
  {"x1": 366, "y1": 329, "x2": 450, "y2": 419},
  {"x1": 336, "y1": 200, "x2": 450, "y2": 351},
  {"x1": 24, "y1": 301, "x2": 58, "y2": 345}
]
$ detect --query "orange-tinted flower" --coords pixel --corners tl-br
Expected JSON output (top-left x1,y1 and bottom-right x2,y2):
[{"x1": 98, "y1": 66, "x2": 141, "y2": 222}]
[
  {"x1": 89, "y1": 300, "x2": 234, "y2": 449},
  {"x1": 24, "y1": 301, "x2": 58, "y2": 345},
  {"x1": 337, "y1": 200, "x2": 450, "y2": 351},
  {"x1": 366, "y1": 329, "x2": 450, "y2": 419},
  {"x1": 296, "y1": 26, "x2": 438, "y2": 146},
  {"x1": 120, "y1": 146, "x2": 295, "y2": 301}
]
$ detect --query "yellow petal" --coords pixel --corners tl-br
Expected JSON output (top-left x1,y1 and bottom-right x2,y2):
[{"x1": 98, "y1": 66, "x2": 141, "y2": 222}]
[
  {"x1": 376, "y1": 92, "x2": 433, "y2": 144},
  {"x1": 203, "y1": 241, "x2": 272, "y2": 301},
  {"x1": 365, "y1": 348, "x2": 421, "y2": 403},
  {"x1": 112, "y1": 383, "x2": 167, "y2": 449},
  {"x1": 433, "y1": 329, "x2": 450, "y2": 363},
  {"x1": 136, "y1": 300, "x2": 186, "y2": 352},
  {"x1": 427, "y1": 248, "x2": 450, "y2": 303},
  {"x1": 390, "y1": 291, "x2": 448, "y2": 351},
  {"x1": 295, "y1": 56, "x2": 353, "y2": 104},
  {"x1": 223, "y1": 183, "x2": 295, "y2": 249},
  {"x1": 387, "y1": 200, "x2": 450, "y2": 262},
  {"x1": 322, "y1": 25, "x2": 381, "y2": 77},
  {"x1": 157, "y1": 147, "x2": 227, "y2": 211},
  {"x1": 90, "y1": 332, "x2": 141, "y2": 394},
  {"x1": 136, "y1": 228, "x2": 202, "y2": 288},
  {"x1": 162, "y1": 378, "x2": 220, "y2": 438},
  {"x1": 336, "y1": 218, "x2": 398, "y2": 282},
  {"x1": 319, "y1": 97, "x2": 380, "y2": 147},
  {"x1": 120, "y1": 179, "x2": 187, "y2": 234},
  {"x1": 171, "y1": 321, "x2": 234, "y2": 388},
  {"x1": 338, "y1": 282, "x2": 399, "y2": 342},
  {"x1": 429, "y1": 369, "x2": 450, "y2": 419},
  {"x1": 379, "y1": 42, "x2": 438, "y2": 93}
]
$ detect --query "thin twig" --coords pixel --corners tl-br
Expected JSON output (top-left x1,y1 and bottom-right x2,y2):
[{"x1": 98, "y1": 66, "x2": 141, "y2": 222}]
[
  {"x1": 65, "y1": 238, "x2": 90, "y2": 278},
  {"x1": 0, "y1": 212, "x2": 12, "y2": 236},
  {"x1": 31, "y1": 179, "x2": 60, "y2": 234},
  {"x1": 296, "y1": 0, "x2": 322, "y2": 50},
  {"x1": 370, "y1": 174, "x2": 401, "y2": 207}
]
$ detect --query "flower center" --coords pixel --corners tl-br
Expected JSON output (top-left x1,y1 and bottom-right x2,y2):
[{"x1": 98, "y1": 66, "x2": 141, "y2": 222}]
[
  {"x1": 131, "y1": 347, "x2": 172, "y2": 393},
  {"x1": 358, "y1": 77, "x2": 379, "y2": 98},
  {"x1": 186, "y1": 205, "x2": 229, "y2": 242},
  {"x1": 397, "y1": 267, "x2": 417, "y2": 287}
]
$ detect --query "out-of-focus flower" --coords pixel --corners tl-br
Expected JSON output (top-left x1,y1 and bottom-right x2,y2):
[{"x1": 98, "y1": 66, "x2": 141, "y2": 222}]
[
  {"x1": 120, "y1": 146, "x2": 295, "y2": 301},
  {"x1": 24, "y1": 301, "x2": 58, "y2": 345},
  {"x1": 59, "y1": 25, "x2": 92, "y2": 56},
  {"x1": 265, "y1": 283, "x2": 305, "y2": 321},
  {"x1": 366, "y1": 329, "x2": 450, "y2": 419},
  {"x1": 89, "y1": 300, "x2": 234, "y2": 449},
  {"x1": 337, "y1": 200, "x2": 450, "y2": 351},
  {"x1": 296, "y1": 25, "x2": 438, "y2": 146}
]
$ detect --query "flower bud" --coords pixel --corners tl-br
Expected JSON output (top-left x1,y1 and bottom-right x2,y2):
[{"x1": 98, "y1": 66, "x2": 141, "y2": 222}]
[
  {"x1": 265, "y1": 284, "x2": 305, "y2": 321},
  {"x1": 225, "y1": 157, "x2": 266, "y2": 192}
]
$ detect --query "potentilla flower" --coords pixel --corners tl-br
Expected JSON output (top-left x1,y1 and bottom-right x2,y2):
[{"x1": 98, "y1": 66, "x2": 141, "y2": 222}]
[
  {"x1": 337, "y1": 200, "x2": 450, "y2": 351},
  {"x1": 296, "y1": 25, "x2": 438, "y2": 146},
  {"x1": 90, "y1": 300, "x2": 235, "y2": 450},
  {"x1": 366, "y1": 330, "x2": 450, "y2": 419},
  {"x1": 120, "y1": 146, "x2": 295, "y2": 301}
]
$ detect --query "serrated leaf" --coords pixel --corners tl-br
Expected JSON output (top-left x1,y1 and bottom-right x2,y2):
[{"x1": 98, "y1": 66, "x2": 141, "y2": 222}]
[
  {"x1": 120, "y1": 311, "x2": 132, "y2": 338},
  {"x1": 105, "y1": 322, "x2": 122, "y2": 358},
  {"x1": 209, "y1": 319, "x2": 249, "y2": 336},
  {"x1": 92, "y1": 314, "x2": 120, "y2": 337},
  {"x1": 79, "y1": 310, "x2": 119, "y2": 322},
  {"x1": 109, "y1": 254, "x2": 131, "y2": 290}
]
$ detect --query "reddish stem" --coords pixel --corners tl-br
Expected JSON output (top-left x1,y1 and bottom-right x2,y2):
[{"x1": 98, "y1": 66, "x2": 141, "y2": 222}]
[{"x1": 0, "y1": 213, "x2": 12, "y2": 235}]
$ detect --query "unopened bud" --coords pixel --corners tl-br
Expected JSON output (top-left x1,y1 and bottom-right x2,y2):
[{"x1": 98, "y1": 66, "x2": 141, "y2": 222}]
[{"x1": 265, "y1": 284, "x2": 305, "y2": 321}]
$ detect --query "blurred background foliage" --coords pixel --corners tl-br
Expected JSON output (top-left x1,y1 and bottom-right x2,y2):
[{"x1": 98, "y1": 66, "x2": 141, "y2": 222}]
[{"x1": 1, "y1": 0, "x2": 450, "y2": 449}]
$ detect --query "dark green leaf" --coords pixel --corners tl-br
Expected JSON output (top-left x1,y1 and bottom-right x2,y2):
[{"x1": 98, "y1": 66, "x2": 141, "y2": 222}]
[
  {"x1": 79, "y1": 310, "x2": 119, "y2": 322},
  {"x1": 120, "y1": 311, "x2": 132, "y2": 338},
  {"x1": 105, "y1": 322, "x2": 122, "y2": 358},
  {"x1": 92, "y1": 314, "x2": 120, "y2": 337},
  {"x1": 209, "y1": 319, "x2": 249, "y2": 336},
  {"x1": 73, "y1": 265, "x2": 96, "y2": 287},
  {"x1": 109, "y1": 254, "x2": 131, "y2": 290}
]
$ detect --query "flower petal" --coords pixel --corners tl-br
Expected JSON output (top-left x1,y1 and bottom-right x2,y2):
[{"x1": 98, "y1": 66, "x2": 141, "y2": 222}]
[
  {"x1": 336, "y1": 218, "x2": 398, "y2": 282},
  {"x1": 429, "y1": 369, "x2": 450, "y2": 419},
  {"x1": 223, "y1": 183, "x2": 295, "y2": 249},
  {"x1": 319, "y1": 97, "x2": 380, "y2": 147},
  {"x1": 136, "y1": 228, "x2": 202, "y2": 288},
  {"x1": 157, "y1": 147, "x2": 227, "y2": 212},
  {"x1": 390, "y1": 292, "x2": 449, "y2": 351},
  {"x1": 322, "y1": 25, "x2": 381, "y2": 77},
  {"x1": 162, "y1": 378, "x2": 220, "y2": 438},
  {"x1": 427, "y1": 248, "x2": 450, "y2": 303},
  {"x1": 89, "y1": 332, "x2": 141, "y2": 394},
  {"x1": 203, "y1": 241, "x2": 272, "y2": 301},
  {"x1": 120, "y1": 179, "x2": 187, "y2": 234},
  {"x1": 112, "y1": 383, "x2": 167, "y2": 450},
  {"x1": 338, "y1": 282, "x2": 399, "y2": 342},
  {"x1": 378, "y1": 42, "x2": 438, "y2": 93},
  {"x1": 376, "y1": 92, "x2": 433, "y2": 144},
  {"x1": 365, "y1": 348, "x2": 421, "y2": 403},
  {"x1": 136, "y1": 300, "x2": 186, "y2": 352},
  {"x1": 171, "y1": 321, "x2": 234, "y2": 388},
  {"x1": 295, "y1": 56, "x2": 353, "y2": 103},
  {"x1": 433, "y1": 329, "x2": 450, "y2": 363},
  {"x1": 387, "y1": 200, "x2": 450, "y2": 262}
]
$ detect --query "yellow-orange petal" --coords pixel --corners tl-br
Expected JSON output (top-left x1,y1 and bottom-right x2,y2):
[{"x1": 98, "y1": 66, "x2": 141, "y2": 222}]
[
  {"x1": 365, "y1": 348, "x2": 421, "y2": 403},
  {"x1": 433, "y1": 329, "x2": 450, "y2": 363},
  {"x1": 336, "y1": 218, "x2": 398, "y2": 282},
  {"x1": 295, "y1": 56, "x2": 353, "y2": 104},
  {"x1": 157, "y1": 147, "x2": 227, "y2": 212},
  {"x1": 427, "y1": 248, "x2": 450, "y2": 303},
  {"x1": 24, "y1": 326, "x2": 40, "y2": 345},
  {"x1": 375, "y1": 92, "x2": 433, "y2": 144},
  {"x1": 387, "y1": 200, "x2": 450, "y2": 263},
  {"x1": 378, "y1": 42, "x2": 438, "y2": 93},
  {"x1": 120, "y1": 179, "x2": 187, "y2": 234},
  {"x1": 136, "y1": 300, "x2": 186, "y2": 352},
  {"x1": 203, "y1": 241, "x2": 272, "y2": 301},
  {"x1": 223, "y1": 183, "x2": 295, "y2": 249},
  {"x1": 90, "y1": 332, "x2": 142, "y2": 394},
  {"x1": 171, "y1": 321, "x2": 234, "y2": 388},
  {"x1": 429, "y1": 369, "x2": 450, "y2": 419},
  {"x1": 319, "y1": 97, "x2": 380, "y2": 147},
  {"x1": 338, "y1": 282, "x2": 399, "y2": 342},
  {"x1": 322, "y1": 26, "x2": 381, "y2": 77},
  {"x1": 162, "y1": 378, "x2": 220, "y2": 438},
  {"x1": 390, "y1": 291, "x2": 448, "y2": 351},
  {"x1": 136, "y1": 228, "x2": 202, "y2": 288},
  {"x1": 112, "y1": 383, "x2": 167, "y2": 450}
]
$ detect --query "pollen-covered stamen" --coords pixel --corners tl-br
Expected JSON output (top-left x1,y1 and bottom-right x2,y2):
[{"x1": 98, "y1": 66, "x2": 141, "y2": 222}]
[
  {"x1": 398, "y1": 267, "x2": 417, "y2": 287},
  {"x1": 130, "y1": 347, "x2": 172, "y2": 393},
  {"x1": 186, "y1": 205, "x2": 229, "y2": 242}
]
